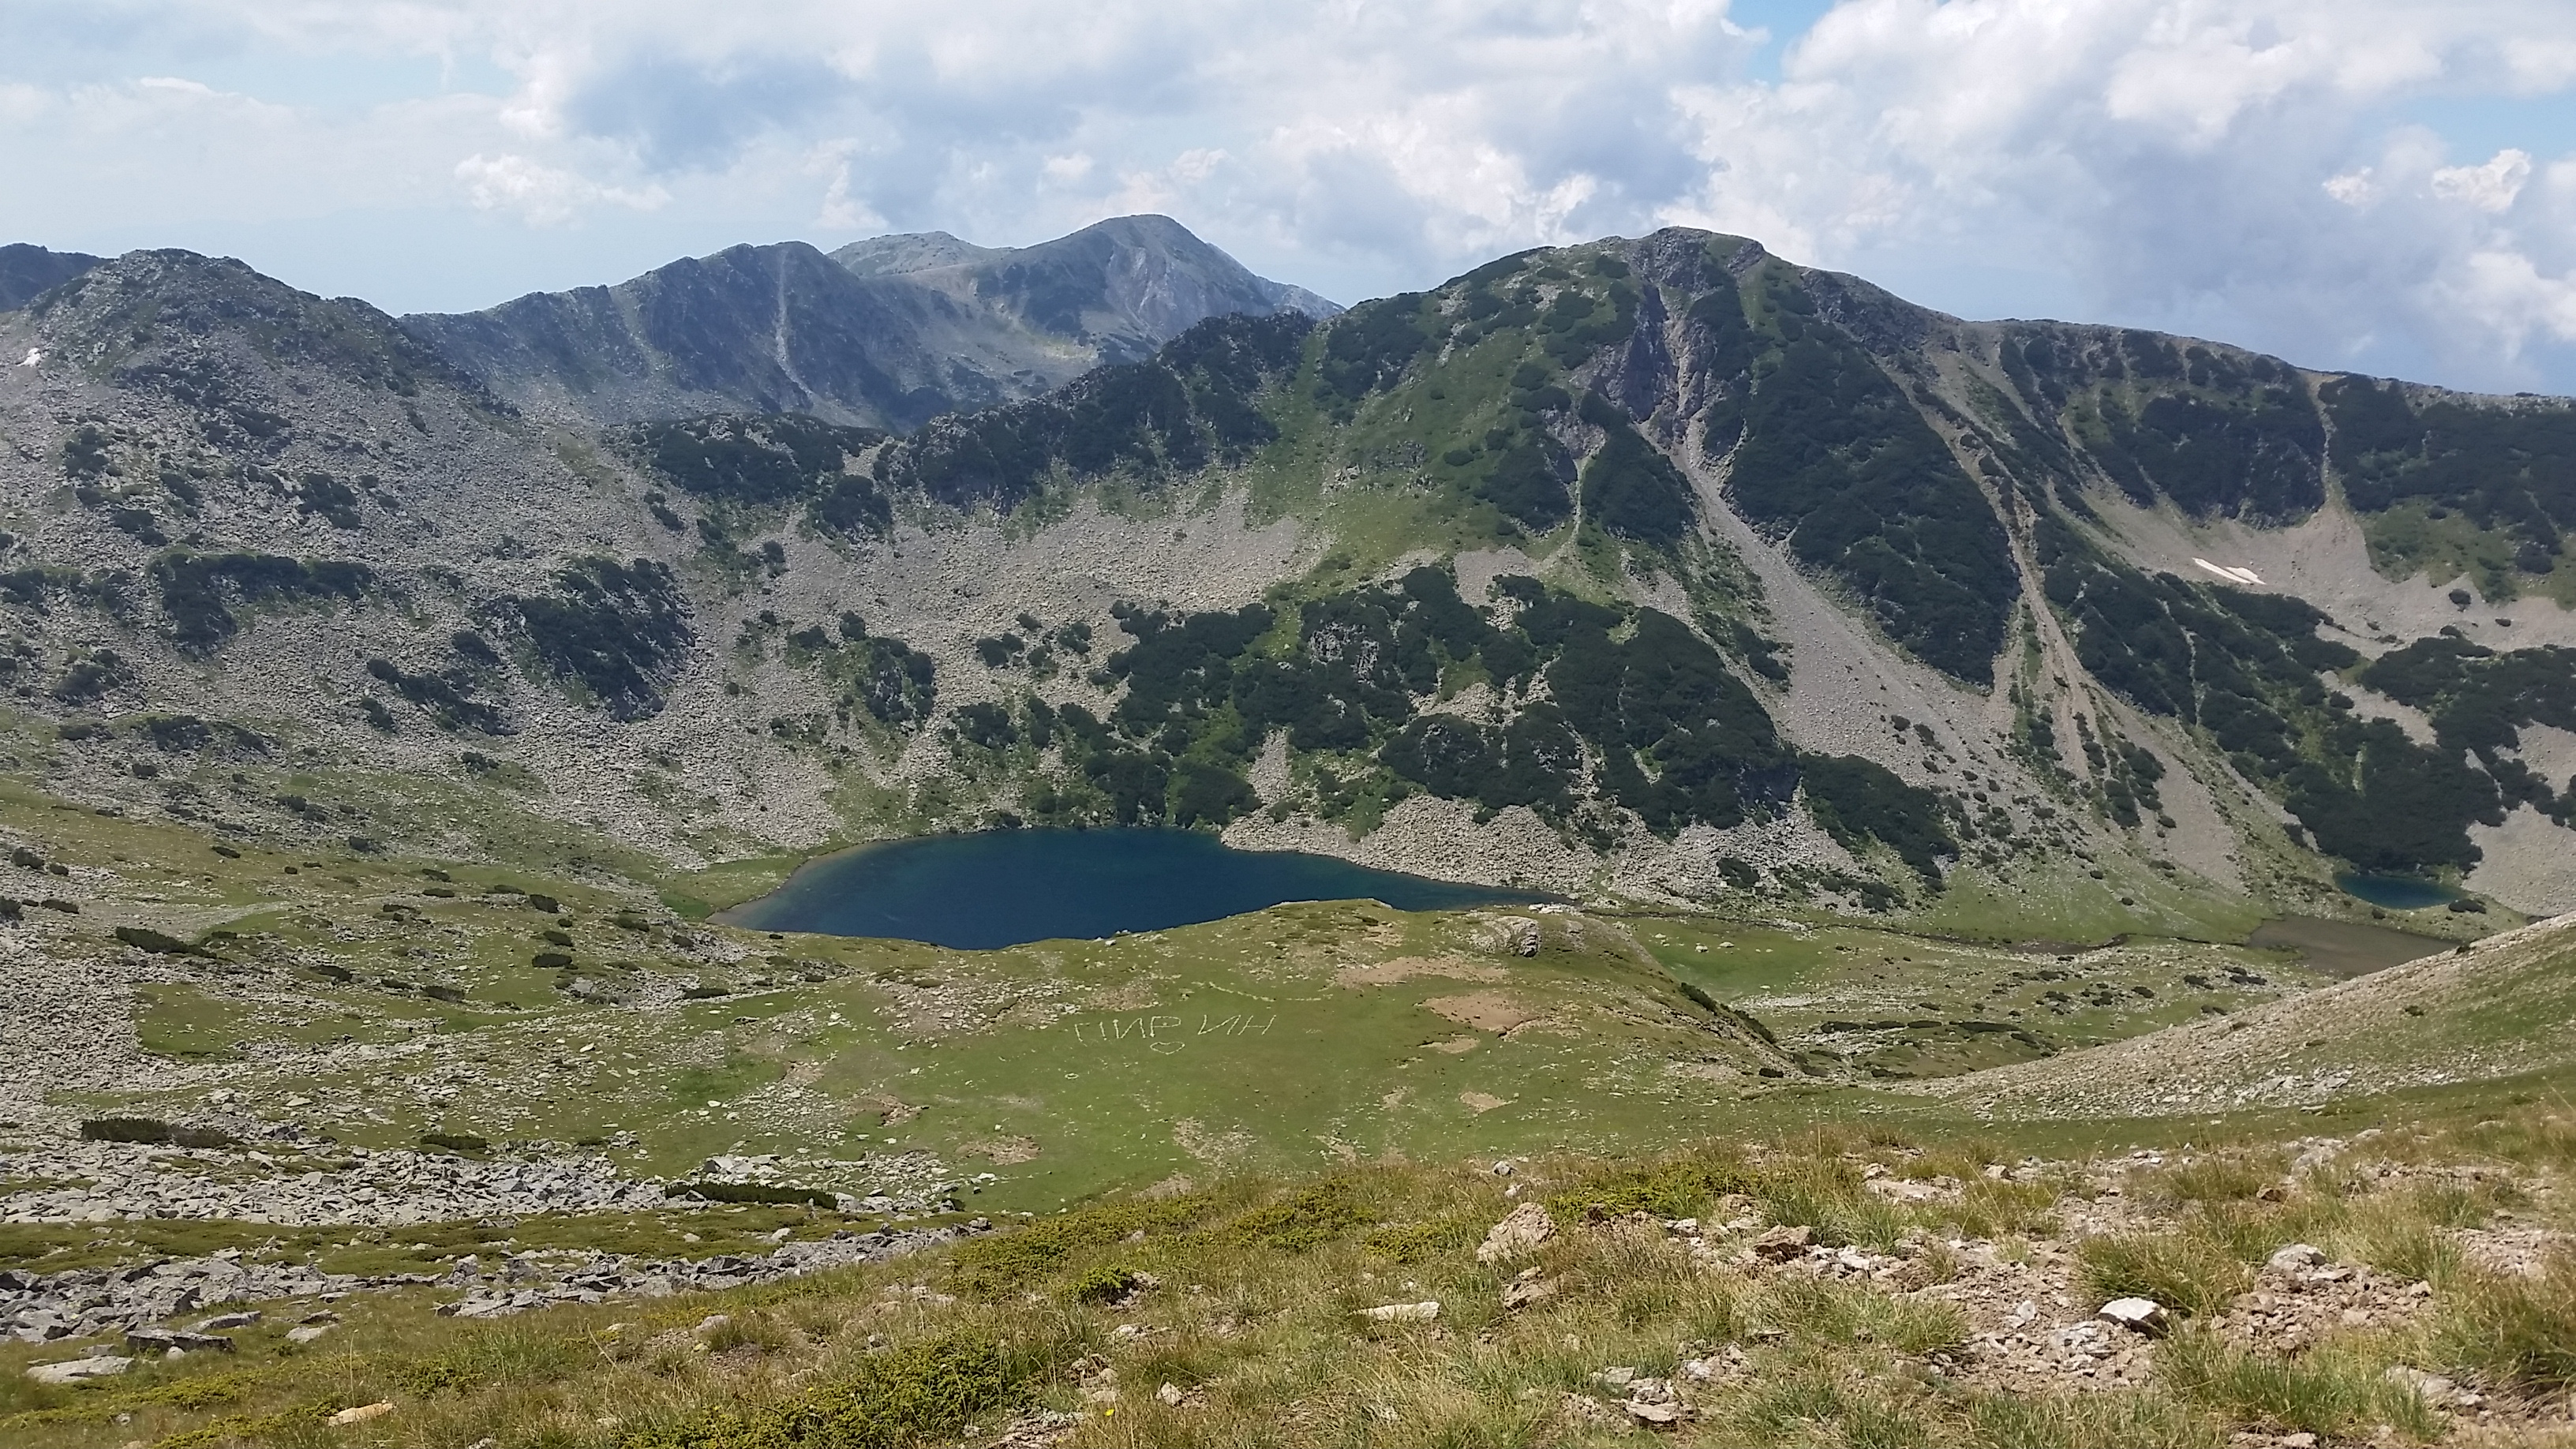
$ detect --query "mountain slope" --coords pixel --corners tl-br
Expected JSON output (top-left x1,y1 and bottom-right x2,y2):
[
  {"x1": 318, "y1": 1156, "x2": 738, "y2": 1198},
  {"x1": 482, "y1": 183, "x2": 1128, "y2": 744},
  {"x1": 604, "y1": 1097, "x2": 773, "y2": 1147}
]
[
  {"x1": 0, "y1": 228, "x2": 2570, "y2": 938},
  {"x1": 398, "y1": 215, "x2": 1339, "y2": 432},
  {"x1": 1931, "y1": 908, "x2": 2576, "y2": 1117}
]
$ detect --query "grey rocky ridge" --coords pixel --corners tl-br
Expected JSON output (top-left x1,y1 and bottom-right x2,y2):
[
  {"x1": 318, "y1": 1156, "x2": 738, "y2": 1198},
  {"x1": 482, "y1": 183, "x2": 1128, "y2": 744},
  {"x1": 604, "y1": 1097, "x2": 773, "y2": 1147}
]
[{"x1": 398, "y1": 214, "x2": 1341, "y2": 431}]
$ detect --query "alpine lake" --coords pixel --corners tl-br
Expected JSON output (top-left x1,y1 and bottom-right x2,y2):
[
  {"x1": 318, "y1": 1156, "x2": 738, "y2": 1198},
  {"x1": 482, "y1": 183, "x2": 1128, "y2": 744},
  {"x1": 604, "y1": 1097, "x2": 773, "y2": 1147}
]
[{"x1": 721, "y1": 827, "x2": 1549, "y2": 948}]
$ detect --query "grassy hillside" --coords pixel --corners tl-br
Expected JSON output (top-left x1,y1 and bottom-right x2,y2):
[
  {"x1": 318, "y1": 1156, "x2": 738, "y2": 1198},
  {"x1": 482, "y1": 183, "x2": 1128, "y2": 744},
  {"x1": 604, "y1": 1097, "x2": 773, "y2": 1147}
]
[{"x1": 9, "y1": 1082, "x2": 2576, "y2": 1448}]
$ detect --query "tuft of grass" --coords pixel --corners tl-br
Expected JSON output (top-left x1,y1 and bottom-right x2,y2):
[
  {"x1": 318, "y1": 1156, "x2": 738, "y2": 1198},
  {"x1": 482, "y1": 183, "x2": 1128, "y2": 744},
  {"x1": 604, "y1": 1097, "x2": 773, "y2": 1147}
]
[
  {"x1": 2157, "y1": 1329, "x2": 2440, "y2": 1441},
  {"x1": 1964, "y1": 1387, "x2": 2227, "y2": 1449},
  {"x1": 1359, "y1": 1217, "x2": 1478, "y2": 1264},
  {"x1": 2429, "y1": 1253, "x2": 2576, "y2": 1395},
  {"x1": 1762, "y1": 1277, "x2": 1968, "y2": 1355},
  {"x1": 2129, "y1": 1152, "x2": 2283, "y2": 1209},
  {"x1": 2078, "y1": 1231, "x2": 2252, "y2": 1319}
]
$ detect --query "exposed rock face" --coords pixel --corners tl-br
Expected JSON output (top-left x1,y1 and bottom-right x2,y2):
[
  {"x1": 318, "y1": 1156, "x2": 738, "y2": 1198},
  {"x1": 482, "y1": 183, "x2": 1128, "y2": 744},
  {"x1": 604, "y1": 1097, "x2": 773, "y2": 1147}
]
[{"x1": 400, "y1": 215, "x2": 1339, "y2": 430}]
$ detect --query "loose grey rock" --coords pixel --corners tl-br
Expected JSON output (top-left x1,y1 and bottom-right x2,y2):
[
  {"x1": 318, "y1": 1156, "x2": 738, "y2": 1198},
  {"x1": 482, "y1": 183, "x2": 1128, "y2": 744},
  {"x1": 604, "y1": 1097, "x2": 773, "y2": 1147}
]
[
  {"x1": 2267, "y1": 1242, "x2": 2327, "y2": 1274},
  {"x1": 27, "y1": 1354, "x2": 131, "y2": 1383},
  {"x1": 1750, "y1": 1224, "x2": 1814, "y2": 1261},
  {"x1": 1474, "y1": 1202, "x2": 1555, "y2": 1264}
]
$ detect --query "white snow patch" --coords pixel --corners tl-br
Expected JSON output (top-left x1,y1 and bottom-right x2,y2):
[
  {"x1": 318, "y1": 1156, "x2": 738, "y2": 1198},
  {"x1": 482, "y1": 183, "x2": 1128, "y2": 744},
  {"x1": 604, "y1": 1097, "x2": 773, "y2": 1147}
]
[
  {"x1": 2192, "y1": 558, "x2": 2266, "y2": 586},
  {"x1": 17, "y1": 350, "x2": 39, "y2": 367}
]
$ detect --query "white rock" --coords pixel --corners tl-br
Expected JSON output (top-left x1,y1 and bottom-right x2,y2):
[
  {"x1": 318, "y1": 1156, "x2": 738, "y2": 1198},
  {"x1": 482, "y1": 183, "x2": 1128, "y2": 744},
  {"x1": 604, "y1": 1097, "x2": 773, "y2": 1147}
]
[
  {"x1": 2267, "y1": 1243, "x2": 2327, "y2": 1274},
  {"x1": 1156, "y1": 1382, "x2": 1185, "y2": 1406},
  {"x1": 1357, "y1": 1301, "x2": 1440, "y2": 1323},
  {"x1": 286, "y1": 1324, "x2": 335, "y2": 1344},
  {"x1": 328, "y1": 1401, "x2": 394, "y2": 1425},
  {"x1": 27, "y1": 1355, "x2": 131, "y2": 1383},
  {"x1": 2097, "y1": 1297, "x2": 2169, "y2": 1333}
]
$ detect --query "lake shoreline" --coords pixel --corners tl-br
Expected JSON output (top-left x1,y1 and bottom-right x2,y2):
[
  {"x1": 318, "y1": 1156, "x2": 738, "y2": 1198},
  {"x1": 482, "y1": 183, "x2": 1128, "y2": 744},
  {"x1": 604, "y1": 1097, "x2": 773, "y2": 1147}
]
[{"x1": 721, "y1": 825, "x2": 1552, "y2": 949}]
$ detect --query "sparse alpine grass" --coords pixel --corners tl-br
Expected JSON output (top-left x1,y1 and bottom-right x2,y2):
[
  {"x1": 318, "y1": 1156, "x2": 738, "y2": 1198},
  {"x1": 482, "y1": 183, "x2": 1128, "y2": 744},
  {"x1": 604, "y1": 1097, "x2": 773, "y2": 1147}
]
[
  {"x1": 2077, "y1": 1230, "x2": 2252, "y2": 1319},
  {"x1": 2428, "y1": 1252, "x2": 2576, "y2": 1397},
  {"x1": 9, "y1": 1098, "x2": 2576, "y2": 1447}
]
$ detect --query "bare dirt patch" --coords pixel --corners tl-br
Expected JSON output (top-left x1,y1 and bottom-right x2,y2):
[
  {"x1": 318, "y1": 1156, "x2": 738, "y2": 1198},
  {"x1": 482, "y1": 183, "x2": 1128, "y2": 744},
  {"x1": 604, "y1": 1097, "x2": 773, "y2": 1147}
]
[
  {"x1": 958, "y1": 1136, "x2": 1041, "y2": 1165},
  {"x1": 1334, "y1": 955, "x2": 1508, "y2": 989},
  {"x1": 1422, "y1": 990, "x2": 1547, "y2": 1034}
]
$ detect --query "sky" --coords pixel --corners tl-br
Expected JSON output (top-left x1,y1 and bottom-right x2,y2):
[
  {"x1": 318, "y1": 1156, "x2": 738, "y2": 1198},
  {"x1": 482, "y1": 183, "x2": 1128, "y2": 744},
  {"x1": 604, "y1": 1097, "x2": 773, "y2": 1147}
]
[{"x1": 4, "y1": 0, "x2": 2575, "y2": 394}]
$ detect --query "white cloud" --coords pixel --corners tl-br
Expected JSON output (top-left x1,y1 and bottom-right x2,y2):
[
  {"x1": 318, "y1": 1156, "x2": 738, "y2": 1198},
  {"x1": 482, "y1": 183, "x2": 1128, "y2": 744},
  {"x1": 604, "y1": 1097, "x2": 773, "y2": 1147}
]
[
  {"x1": 2323, "y1": 167, "x2": 2378, "y2": 206},
  {"x1": 455, "y1": 152, "x2": 669, "y2": 225},
  {"x1": 2431, "y1": 148, "x2": 2532, "y2": 212}
]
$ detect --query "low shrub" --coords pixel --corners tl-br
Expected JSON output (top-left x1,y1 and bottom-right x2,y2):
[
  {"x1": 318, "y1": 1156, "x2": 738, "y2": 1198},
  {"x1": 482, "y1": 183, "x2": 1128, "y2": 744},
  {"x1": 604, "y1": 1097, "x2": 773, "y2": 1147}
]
[
  {"x1": 1066, "y1": 1265, "x2": 1140, "y2": 1305},
  {"x1": 112, "y1": 925, "x2": 204, "y2": 956},
  {"x1": 619, "y1": 1332, "x2": 1027, "y2": 1449},
  {"x1": 1546, "y1": 1149, "x2": 1758, "y2": 1222},
  {"x1": 664, "y1": 1181, "x2": 837, "y2": 1209},
  {"x1": 1219, "y1": 1180, "x2": 1371, "y2": 1252},
  {"x1": 80, "y1": 1117, "x2": 236, "y2": 1149},
  {"x1": 949, "y1": 1194, "x2": 1211, "y2": 1301}
]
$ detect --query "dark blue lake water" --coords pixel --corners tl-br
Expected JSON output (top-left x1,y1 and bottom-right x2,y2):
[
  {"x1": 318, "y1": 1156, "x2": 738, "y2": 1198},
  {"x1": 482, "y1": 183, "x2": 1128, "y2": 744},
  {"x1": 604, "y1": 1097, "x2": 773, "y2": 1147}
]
[
  {"x1": 722, "y1": 828, "x2": 1548, "y2": 949},
  {"x1": 2334, "y1": 873, "x2": 2460, "y2": 910}
]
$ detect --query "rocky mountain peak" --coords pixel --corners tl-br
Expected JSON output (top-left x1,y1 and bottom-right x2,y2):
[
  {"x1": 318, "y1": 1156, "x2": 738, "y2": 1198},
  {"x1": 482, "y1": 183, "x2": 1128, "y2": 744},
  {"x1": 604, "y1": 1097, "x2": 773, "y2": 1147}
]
[{"x1": 400, "y1": 215, "x2": 1337, "y2": 431}]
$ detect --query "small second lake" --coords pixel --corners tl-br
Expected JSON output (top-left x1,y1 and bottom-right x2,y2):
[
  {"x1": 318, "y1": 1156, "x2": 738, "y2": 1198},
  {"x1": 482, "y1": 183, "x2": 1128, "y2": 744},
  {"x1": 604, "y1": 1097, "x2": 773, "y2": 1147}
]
[
  {"x1": 2334, "y1": 873, "x2": 2462, "y2": 911},
  {"x1": 2248, "y1": 915, "x2": 2452, "y2": 979},
  {"x1": 721, "y1": 828, "x2": 1548, "y2": 949}
]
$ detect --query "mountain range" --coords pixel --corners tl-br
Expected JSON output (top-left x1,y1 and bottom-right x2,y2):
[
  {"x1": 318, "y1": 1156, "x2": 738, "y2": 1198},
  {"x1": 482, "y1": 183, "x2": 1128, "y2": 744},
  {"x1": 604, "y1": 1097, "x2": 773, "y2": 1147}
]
[
  {"x1": 397, "y1": 214, "x2": 1339, "y2": 430},
  {"x1": 9, "y1": 217, "x2": 2576, "y2": 1449},
  {"x1": 0, "y1": 215, "x2": 2570, "y2": 939}
]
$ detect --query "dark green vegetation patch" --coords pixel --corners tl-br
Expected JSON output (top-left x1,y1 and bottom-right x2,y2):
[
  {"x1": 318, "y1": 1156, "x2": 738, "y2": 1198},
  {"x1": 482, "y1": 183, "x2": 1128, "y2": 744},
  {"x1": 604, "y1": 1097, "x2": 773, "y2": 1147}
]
[
  {"x1": 1800, "y1": 754, "x2": 1954, "y2": 882},
  {"x1": 1577, "y1": 391, "x2": 1698, "y2": 545},
  {"x1": 797, "y1": 613, "x2": 938, "y2": 730},
  {"x1": 79, "y1": 1116, "x2": 236, "y2": 1149},
  {"x1": 2359, "y1": 636, "x2": 2576, "y2": 825},
  {"x1": 2324, "y1": 376, "x2": 2575, "y2": 585},
  {"x1": 879, "y1": 313, "x2": 1311, "y2": 510},
  {"x1": 2037, "y1": 517, "x2": 2538, "y2": 871},
  {"x1": 626, "y1": 414, "x2": 893, "y2": 537},
  {"x1": 2002, "y1": 329, "x2": 2327, "y2": 523},
  {"x1": 502, "y1": 556, "x2": 692, "y2": 720},
  {"x1": 148, "y1": 551, "x2": 375, "y2": 655},
  {"x1": 957, "y1": 566, "x2": 1949, "y2": 883},
  {"x1": 663, "y1": 1180, "x2": 838, "y2": 1209},
  {"x1": 1715, "y1": 264, "x2": 2017, "y2": 681}
]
